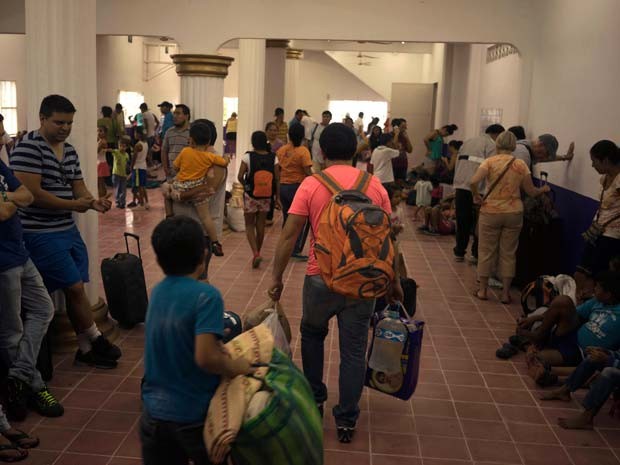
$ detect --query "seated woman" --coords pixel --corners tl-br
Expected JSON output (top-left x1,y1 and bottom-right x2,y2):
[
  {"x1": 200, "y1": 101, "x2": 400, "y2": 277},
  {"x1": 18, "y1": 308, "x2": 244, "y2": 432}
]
[
  {"x1": 418, "y1": 195, "x2": 456, "y2": 236},
  {"x1": 518, "y1": 271, "x2": 620, "y2": 385},
  {"x1": 541, "y1": 346, "x2": 620, "y2": 430}
]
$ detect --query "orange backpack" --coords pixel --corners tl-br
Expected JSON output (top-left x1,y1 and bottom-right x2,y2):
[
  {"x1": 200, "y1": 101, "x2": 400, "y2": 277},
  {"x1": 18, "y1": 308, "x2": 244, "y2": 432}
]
[{"x1": 313, "y1": 170, "x2": 395, "y2": 300}]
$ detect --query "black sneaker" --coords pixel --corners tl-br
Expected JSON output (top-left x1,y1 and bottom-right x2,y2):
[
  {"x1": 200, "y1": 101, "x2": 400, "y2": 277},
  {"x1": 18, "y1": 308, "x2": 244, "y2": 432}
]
[
  {"x1": 91, "y1": 335, "x2": 122, "y2": 361},
  {"x1": 5, "y1": 377, "x2": 30, "y2": 422},
  {"x1": 29, "y1": 386, "x2": 64, "y2": 417},
  {"x1": 211, "y1": 241, "x2": 224, "y2": 257},
  {"x1": 74, "y1": 349, "x2": 118, "y2": 369},
  {"x1": 337, "y1": 426, "x2": 356, "y2": 444}
]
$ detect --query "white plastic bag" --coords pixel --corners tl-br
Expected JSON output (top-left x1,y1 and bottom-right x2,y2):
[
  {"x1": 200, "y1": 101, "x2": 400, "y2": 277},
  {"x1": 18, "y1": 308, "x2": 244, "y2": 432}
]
[{"x1": 263, "y1": 309, "x2": 291, "y2": 357}]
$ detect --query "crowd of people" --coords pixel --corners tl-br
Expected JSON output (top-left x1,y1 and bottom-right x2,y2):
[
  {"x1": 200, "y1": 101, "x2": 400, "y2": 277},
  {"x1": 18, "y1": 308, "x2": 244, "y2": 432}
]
[{"x1": 1, "y1": 92, "x2": 619, "y2": 463}]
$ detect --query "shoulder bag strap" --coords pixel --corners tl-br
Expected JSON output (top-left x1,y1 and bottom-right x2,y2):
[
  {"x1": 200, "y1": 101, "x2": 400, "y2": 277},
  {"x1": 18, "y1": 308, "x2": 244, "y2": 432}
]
[
  {"x1": 483, "y1": 157, "x2": 516, "y2": 201},
  {"x1": 313, "y1": 171, "x2": 343, "y2": 195}
]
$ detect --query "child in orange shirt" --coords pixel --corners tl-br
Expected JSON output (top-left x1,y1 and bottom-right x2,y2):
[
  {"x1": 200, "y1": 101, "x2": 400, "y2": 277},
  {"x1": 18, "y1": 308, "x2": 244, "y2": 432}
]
[{"x1": 162, "y1": 123, "x2": 229, "y2": 256}]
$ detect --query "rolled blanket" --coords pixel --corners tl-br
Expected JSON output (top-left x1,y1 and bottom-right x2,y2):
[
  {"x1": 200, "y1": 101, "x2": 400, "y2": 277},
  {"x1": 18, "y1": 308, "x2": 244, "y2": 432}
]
[{"x1": 204, "y1": 324, "x2": 274, "y2": 464}]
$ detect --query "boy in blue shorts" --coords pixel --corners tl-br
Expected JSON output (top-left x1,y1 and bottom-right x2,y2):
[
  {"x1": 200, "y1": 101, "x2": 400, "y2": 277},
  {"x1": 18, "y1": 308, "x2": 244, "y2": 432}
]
[
  {"x1": 140, "y1": 216, "x2": 254, "y2": 465},
  {"x1": 10, "y1": 95, "x2": 121, "y2": 369}
]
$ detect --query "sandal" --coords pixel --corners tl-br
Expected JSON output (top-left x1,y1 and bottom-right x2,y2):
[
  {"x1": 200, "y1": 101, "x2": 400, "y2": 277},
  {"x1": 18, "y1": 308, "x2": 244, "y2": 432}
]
[
  {"x1": 0, "y1": 430, "x2": 39, "y2": 450},
  {"x1": 473, "y1": 290, "x2": 488, "y2": 301},
  {"x1": 0, "y1": 444, "x2": 27, "y2": 463},
  {"x1": 496, "y1": 343, "x2": 519, "y2": 360}
]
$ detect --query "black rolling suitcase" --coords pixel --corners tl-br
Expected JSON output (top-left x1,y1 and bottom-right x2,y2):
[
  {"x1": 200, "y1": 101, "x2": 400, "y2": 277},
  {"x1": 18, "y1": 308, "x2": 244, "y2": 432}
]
[{"x1": 101, "y1": 233, "x2": 148, "y2": 328}]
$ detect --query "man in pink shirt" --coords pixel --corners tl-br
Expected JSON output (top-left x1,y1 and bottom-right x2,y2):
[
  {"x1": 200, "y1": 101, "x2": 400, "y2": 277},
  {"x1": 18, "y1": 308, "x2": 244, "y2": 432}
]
[{"x1": 268, "y1": 123, "x2": 402, "y2": 444}]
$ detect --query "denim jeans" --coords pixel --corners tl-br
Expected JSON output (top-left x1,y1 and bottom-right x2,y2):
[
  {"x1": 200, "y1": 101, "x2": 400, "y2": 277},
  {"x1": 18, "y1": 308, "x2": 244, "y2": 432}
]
[
  {"x1": 566, "y1": 358, "x2": 620, "y2": 413},
  {"x1": 280, "y1": 183, "x2": 310, "y2": 254},
  {"x1": 454, "y1": 188, "x2": 478, "y2": 258},
  {"x1": 0, "y1": 259, "x2": 54, "y2": 393},
  {"x1": 113, "y1": 175, "x2": 127, "y2": 207},
  {"x1": 140, "y1": 410, "x2": 211, "y2": 465},
  {"x1": 301, "y1": 274, "x2": 375, "y2": 428}
]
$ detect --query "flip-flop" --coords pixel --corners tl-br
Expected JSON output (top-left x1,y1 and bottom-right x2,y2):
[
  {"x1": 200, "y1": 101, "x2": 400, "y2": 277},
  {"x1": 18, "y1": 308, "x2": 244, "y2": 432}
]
[
  {"x1": 0, "y1": 430, "x2": 39, "y2": 450},
  {"x1": 473, "y1": 290, "x2": 488, "y2": 301},
  {"x1": 0, "y1": 444, "x2": 27, "y2": 463}
]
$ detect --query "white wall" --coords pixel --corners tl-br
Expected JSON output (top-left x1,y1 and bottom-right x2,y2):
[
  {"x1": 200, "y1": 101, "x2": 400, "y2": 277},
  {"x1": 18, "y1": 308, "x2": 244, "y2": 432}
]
[
  {"x1": 447, "y1": 44, "x2": 522, "y2": 140},
  {"x1": 96, "y1": 36, "x2": 180, "y2": 118},
  {"x1": 528, "y1": 0, "x2": 620, "y2": 199},
  {"x1": 0, "y1": 34, "x2": 27, "y2": 132}
]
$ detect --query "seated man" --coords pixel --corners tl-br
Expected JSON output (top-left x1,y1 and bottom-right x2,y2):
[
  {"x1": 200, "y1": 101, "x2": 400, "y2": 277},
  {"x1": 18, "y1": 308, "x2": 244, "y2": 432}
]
[
  {"x1": 10, "y1": 95, "x2": 121, "y2": 369},
  {"x1": 0, "y1": 159, "x2": 63, "y2": 423},
  {"x1": 542, "y1": 346, "x2": 620, "y2": 430},
  {"x1": 518, "y1": 271, "x2": 620, "y2": 384}
]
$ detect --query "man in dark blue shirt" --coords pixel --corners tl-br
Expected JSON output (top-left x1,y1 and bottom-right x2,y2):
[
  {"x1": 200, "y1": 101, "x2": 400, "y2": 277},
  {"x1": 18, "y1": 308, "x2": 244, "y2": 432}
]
[{"x1": 0, "y1": 159, "x2": 64, "y2": 427}]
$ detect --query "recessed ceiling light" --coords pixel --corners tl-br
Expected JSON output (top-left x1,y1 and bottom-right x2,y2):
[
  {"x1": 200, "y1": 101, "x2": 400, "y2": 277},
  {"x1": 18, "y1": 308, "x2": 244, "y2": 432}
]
[{"x1": 401, "y1": 41, "x2": 406, "y2": 45}]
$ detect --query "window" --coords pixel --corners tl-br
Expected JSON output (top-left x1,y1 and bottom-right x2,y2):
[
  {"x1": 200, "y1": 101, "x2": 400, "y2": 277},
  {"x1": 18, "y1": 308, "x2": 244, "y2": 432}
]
[
  {"x1": 118, "y1": 90, "x2": 145, "y2": 125},
  {"x1": 223, "y1": 97, "x2": 238, "y2": 127},
  {"x1": 328, "y1": 100, "x2": 388, "y2": 130},
  {"x1": 0, "y1": 81, "x2": 18, "y2": 136}
]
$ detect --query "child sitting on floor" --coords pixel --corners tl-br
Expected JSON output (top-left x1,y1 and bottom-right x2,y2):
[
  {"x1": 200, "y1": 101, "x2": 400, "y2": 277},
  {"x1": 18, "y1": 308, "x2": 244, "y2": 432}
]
[
  {"x1": 140, "y1": 216, "x2": 254, "y2": 465},
  {"x1": 419, "y1": 195, "x2": 456, "y2": 236},
  {"x1": 412, "y1": 171, "x2": 432, "y2": 221},
  {"x1": 518, "y1": 271, "x2": 620, "y2": 386},
  {"x1": 162, "y1": 123, "x2": 229, "y2": 256}
]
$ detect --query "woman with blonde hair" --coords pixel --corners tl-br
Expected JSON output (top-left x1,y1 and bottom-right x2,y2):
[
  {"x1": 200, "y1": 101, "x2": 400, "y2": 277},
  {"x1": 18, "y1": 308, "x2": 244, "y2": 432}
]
[{"x1": 471, "y1": 130, "x2": 550, "y2": 303}]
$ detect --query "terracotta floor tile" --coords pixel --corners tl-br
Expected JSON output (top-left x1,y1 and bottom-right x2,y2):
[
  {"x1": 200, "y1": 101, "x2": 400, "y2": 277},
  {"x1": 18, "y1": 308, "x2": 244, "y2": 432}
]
[
  {"x1": 324, "y1": 450, "x2": 370, "y2": 465},
  {"x1": 371, "y1": 431, "x2": 418, "y2": 456},
  {"x1": 62, "y1": 389, "x2": 111, "y2": 410},
  {"x1": 490, "y1": 388, "x2": 536, "y2": 406},
  {"x1": 371, "y1": 455, "x2": 422, "y2": 465},
  {"x1": 415, "y1": 416, "x2": 462, "y2": 437},
  {"x1": 20, "y1": 449, "x2": 60, "y2": 465},
  {"x1": 67, "y1": 430, "x2": 125, "y2": 455},
  {"x1": 600, "y1": 429, "x2": 620, "y2": 448},
  {"x1": 78, "y1": 373, "x2": 125, "y2": 391},
  {"x1": 116, "y1": 377, "x2": 142, "y2": 394},
  {"x1": 454, "y1": 401, "x2": 501, "y2": 421},
  {"x1": 102, "y1": 393, "x2": 143, "y2": 412},
  {"x1": 368, "y1": 412, "x2": 415, "y2": 434},
  {"x1": 108, "y1": 459, "x2": 143, "y2": 465},
  {"x1": 418, "y1": 435, "x2": 470, "y2": 460},
  {"x1": 440, "y1": 359, "x2": 478, "y2": 372},
  {"x1": 55, "y1": 453, "x2": 111, "y2": 465},
  {"x1": 412, "y1": 398, "x2": 457, "y2": 418},
  {"x1": 48, "y1": 371, "x2": 86, "y2": 389},
  {"x1": 460, "y1": 419, "x2": 511, "y2": 441},
  {"x1": 516, "y1": 443, "x2": 572, "y2": 465},
  {"x1": 498, "y1": 405, "x2": 546, "y2": 424},
  {"x1": 115, "y1": 427, "x2": 142, "y2": 458},
  {"x1": 86, "y1": 411, "x2": 140, "y2": 433},
  {"x1": 30, "y1": 426, "x2": 79, "y2": 451},
  {"x1": 443, "y1": 371, "x2": 485, "y2": 387},
  {"x1": 477, "y1": 360, "x2": 518, "y2": 375},
  {"x1": 483, "y1": 373, "x2": 527, "y2": 389},
  {"x1": 414, "y1": 383, "x2": 452, "y2": 400},
  {"x1": 449, "y1": 385, "x2": 493, "y2": 403},
  {"x1": 507, "y1": 422, "x2": 559, "y2": 444},
  {"x1": 369, "y1": 395, "x2": 411, "y2": 414},
  {"x1": 323, "y1": 429, "x2": 369, "y2": 453},
  {"x1": 466, "y1": 438, "x2": 521, "y2": 464},
  {"x1": 40, "y1": 408, "x2": 96, "y2": 430},
  {"x1": 566, "y1": 447, "x2": 620, "y2": 465}
]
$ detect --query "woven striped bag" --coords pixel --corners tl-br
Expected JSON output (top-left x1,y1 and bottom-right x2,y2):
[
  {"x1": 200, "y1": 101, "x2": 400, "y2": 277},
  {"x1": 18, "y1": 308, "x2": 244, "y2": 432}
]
[{"x1": 231, "y1": 349, "x2": 323, "y2": 465}]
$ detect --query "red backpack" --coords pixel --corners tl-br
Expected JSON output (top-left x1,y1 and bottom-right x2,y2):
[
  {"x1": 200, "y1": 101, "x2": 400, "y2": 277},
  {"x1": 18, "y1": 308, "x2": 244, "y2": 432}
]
[{"x1": 313, "y1": 170, "x2": 395, "y2": 300}]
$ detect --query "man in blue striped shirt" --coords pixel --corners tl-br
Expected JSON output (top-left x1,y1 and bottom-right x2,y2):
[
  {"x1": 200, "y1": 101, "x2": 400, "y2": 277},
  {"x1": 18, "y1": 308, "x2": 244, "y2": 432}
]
[{"x1": 10, "y1": 95, "x2": 122, "y2": 370}]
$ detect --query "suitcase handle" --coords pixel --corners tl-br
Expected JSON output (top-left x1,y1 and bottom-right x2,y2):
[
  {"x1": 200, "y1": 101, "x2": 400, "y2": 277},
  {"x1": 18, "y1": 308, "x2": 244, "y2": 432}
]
[{"x1": 124, "y1": 233, "x2": 142, "y2": 260}]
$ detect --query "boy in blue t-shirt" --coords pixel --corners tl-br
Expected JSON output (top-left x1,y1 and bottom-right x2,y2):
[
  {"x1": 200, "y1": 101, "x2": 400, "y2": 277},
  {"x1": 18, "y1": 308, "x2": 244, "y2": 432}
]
[
  {"x1": 140, "y1": 216, "x2": 253, "y2": 465},
  {"x1": 518, "y1": 271, "x2": 620, "y2": 384}
]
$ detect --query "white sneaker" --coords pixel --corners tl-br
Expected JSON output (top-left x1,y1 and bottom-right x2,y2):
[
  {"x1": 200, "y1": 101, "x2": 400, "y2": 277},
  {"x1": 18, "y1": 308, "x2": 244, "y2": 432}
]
[{"x1": 488, "y1": 277, "x2": 504, "y2": 289}]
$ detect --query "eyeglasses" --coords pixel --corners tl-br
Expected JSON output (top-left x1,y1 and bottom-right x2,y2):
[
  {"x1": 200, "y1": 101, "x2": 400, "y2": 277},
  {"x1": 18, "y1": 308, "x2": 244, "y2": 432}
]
[{"x1": 57, "y1": 162, "x2": 72, "y2": 185}]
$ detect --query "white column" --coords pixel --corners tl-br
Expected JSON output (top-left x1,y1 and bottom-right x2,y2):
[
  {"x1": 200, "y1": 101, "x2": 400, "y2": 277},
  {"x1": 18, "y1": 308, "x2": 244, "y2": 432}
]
[
  {"x1": 171, "y1": 54, "x2": 233, "y2": 236},
  {"x1": 236, "y1": 39, "x2": 266, "y2": 175},
  {"x1": 264, "y1": 41, "x2": 288, "y2": 124},
  {"x1": 25, "y1": 0, "x2": 99, "y2": 303},
  {"x1": 284, "y1": 49, "x2": 303, "y2": 121}
]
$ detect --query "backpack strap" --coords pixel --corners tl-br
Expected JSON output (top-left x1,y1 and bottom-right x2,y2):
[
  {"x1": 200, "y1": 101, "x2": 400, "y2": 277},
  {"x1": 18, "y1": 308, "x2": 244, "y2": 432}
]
[
  {"x1": 353, "y1": 171, "x2": 371, "y2": 194},
  {"x1": 313, "y1": 171, "x2": 344, "y2": 195}
]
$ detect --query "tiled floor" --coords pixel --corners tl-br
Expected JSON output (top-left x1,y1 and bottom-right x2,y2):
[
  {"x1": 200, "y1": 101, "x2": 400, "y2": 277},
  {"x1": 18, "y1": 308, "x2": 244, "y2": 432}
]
[{"x1": 10, "y1": 190, "x2": 620, "y2": 465}]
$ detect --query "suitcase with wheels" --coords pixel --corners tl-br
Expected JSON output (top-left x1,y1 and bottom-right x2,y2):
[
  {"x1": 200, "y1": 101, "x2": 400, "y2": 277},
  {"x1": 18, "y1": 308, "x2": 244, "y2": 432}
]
[{"x1": 101, "y1": 233, "x2": 148, "y2": 328}]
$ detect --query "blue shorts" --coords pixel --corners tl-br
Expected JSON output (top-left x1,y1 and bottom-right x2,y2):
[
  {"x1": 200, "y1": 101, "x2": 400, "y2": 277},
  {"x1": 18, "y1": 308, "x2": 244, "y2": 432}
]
[
  {"x1": 130, "y1": 169, "x2": 147, "y2": 188},
  {"x1": 23, "y1": 226, "x2": 90, "y2": 293}
]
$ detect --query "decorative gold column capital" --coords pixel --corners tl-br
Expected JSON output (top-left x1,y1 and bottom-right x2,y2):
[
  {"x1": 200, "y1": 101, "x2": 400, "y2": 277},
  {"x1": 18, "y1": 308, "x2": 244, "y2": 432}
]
[
  {"x1": 286, "y1": 48, "x2": 303, "y2": 60},
  {"x1": 266, "y1": 39, "x2": 290, "y2": 49},
  {"x1": 171, "y1": 54, "x2": 234, "y2": 78}
]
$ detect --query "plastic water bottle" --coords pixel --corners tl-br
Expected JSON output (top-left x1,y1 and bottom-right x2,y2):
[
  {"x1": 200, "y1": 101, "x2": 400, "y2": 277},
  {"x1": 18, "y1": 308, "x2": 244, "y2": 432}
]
[{"x1": 368, "y1": 310, "x2": 407, "y2": 373}]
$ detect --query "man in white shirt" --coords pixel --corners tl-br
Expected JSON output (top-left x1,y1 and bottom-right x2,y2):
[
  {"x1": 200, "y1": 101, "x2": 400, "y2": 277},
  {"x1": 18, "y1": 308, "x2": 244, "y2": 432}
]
[
  {"x1": 140, "y1": 103, "x2": 159, "y2": 147},
  {"x1": 369, "y1": 130, "x2": 401, "y2": 186},
  {"x1": 309, "y1": 111, "x2": 332, "y2": 172},
  {"x1": 0, "y1": 113, "x2": 14, "y2": 166},
  {"x1": 354, "y1": 112, "x2": 364, "y2": 134},
  {"x1": 453, "y1": 124, "x2": 504, "y2": 262},
  {"x1": 300, "y1": 110, "x2": 315, "y2": 144}
]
